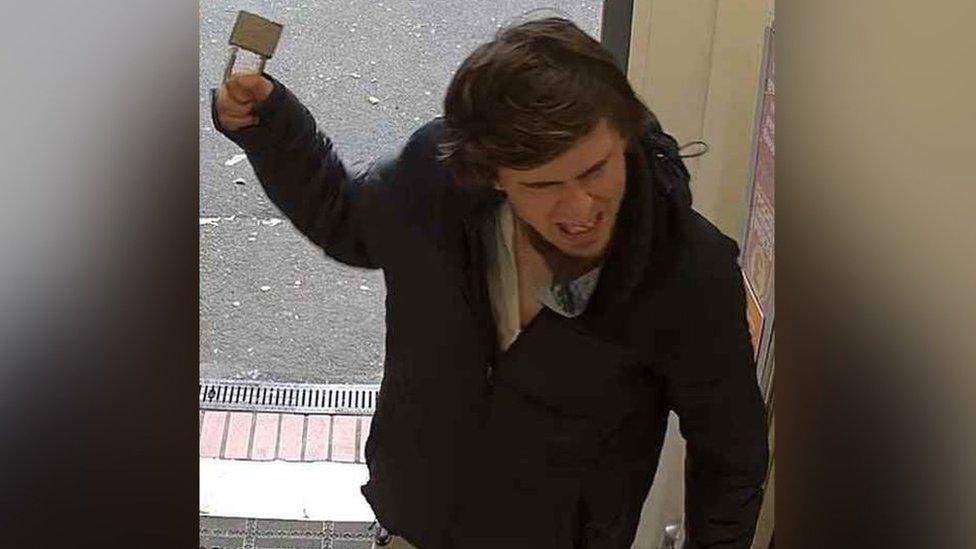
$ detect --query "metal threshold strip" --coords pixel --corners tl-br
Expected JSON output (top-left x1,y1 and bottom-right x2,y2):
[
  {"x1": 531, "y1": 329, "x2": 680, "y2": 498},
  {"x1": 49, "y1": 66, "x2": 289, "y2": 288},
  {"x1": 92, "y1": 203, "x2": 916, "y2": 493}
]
[{"x1": 200, "y1": 379, "x2": 379, "y2": 415}]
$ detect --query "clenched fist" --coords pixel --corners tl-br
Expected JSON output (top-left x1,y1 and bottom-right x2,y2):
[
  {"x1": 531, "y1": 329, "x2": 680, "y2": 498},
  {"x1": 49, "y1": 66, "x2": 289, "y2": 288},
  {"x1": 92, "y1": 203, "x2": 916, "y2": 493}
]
[{"x1": 215, "y1": 73, "x2": 275, "y2": 131}]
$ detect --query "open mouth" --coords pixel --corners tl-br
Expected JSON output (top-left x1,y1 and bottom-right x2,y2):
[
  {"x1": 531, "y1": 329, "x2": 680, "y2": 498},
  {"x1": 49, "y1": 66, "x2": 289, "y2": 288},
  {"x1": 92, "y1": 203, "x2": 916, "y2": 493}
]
[{"x1": 556, "y1": 212, "x2": 603, "y2": 240}]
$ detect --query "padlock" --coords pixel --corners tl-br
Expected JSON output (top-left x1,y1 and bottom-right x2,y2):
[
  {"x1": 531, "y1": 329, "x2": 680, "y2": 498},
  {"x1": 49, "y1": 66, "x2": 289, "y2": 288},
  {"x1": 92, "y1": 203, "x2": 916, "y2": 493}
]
[{"x1": 223, "y1": 11, "x2": 283, "y2": 82}]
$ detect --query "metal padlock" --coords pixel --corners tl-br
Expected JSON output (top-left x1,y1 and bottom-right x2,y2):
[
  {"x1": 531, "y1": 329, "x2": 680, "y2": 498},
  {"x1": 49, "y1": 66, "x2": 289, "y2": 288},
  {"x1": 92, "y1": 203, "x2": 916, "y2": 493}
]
[{"x1": 223, "y1": 11, "x2": 283, "y2": 82}]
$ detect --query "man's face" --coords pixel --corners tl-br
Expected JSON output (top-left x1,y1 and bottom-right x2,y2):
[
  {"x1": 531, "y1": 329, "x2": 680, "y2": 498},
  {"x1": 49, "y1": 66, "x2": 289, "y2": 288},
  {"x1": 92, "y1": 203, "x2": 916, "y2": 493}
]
[{"x1": 495, "y1": 119, "x2": 628, "y2": 261}]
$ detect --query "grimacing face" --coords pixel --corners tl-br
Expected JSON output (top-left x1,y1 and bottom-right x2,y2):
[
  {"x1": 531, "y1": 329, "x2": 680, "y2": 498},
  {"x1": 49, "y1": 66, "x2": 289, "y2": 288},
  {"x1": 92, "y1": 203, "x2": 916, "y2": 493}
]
[{"x1": 495, "y1": 118, "x2": 628, "y2": 261}]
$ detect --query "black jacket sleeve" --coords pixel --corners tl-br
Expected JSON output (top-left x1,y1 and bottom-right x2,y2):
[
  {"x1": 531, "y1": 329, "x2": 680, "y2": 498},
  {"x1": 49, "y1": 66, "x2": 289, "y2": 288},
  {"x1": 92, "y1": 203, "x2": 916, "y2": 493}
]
[
  {"x1": 210, "y1": 74, "x2": 397, "y2": 269},
  {"x1": 666, "y1": 239, "x2": 769, "y2": 549}
]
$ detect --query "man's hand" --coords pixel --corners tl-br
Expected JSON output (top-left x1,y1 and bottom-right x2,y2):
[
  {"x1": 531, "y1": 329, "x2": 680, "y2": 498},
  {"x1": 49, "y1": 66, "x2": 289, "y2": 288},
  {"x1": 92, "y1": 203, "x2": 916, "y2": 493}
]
[{"x1": 216, "y1": 73, "x2": 274, "y2": 131}]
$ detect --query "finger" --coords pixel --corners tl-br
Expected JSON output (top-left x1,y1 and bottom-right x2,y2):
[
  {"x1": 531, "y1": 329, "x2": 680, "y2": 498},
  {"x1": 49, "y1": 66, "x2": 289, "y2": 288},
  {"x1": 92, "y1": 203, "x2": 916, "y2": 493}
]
[
  {"x1": 218, "y1": 85, "x2": 254, "y2": 113},
  {"x1": 220, "y1": 113, "x2": 259, "y2": 131},
  {"x1": 224, "y1": 79, "x2": 257, "y2": 104},
  {"x1": 220, "y1": 97, "x2": 256, "y2": 118}
]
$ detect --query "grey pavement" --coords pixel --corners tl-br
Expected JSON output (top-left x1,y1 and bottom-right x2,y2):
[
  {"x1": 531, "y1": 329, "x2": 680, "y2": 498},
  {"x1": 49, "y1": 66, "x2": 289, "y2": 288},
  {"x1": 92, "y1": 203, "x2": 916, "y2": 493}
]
[{"x1": 199, "y1": 0, "x2": 602, "y2": 384}]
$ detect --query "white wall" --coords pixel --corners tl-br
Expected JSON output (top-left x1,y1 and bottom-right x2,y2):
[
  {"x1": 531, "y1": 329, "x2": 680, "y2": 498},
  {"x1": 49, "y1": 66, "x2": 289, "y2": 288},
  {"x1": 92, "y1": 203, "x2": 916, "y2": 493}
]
[
  {"x1": 625, "y1": 1, "x2": 773, "y2": 546},
  {"x1": 628, "y1": 0, "x2": 773, "y2": 242}
]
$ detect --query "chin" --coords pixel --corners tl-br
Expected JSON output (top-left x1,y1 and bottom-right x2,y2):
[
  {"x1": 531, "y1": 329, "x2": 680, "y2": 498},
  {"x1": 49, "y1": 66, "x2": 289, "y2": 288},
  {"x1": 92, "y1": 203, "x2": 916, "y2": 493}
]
[
  {"x1": 553, "y1": 234, "x2": 610, "y2": 260},
  {"x1": 561, "y1": 244, "x2": 607, "y2": 260}
]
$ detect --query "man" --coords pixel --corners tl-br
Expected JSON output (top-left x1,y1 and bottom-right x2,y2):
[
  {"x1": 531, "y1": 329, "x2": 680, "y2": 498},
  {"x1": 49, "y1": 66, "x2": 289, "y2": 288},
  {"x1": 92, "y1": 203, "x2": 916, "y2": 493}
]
[{"x1": 212, "y1": 17, "x2": 767, "y2": 549}]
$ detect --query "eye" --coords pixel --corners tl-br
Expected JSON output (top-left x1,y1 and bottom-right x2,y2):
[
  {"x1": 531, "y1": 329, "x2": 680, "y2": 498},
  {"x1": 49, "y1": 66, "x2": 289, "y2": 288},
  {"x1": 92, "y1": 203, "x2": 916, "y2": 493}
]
[
  {"x1": 587, "y1": 163, "x2": 607, "y2": 177},
  {"x1": 522, "y1": 181, "x2": 562, "y2": 190}
]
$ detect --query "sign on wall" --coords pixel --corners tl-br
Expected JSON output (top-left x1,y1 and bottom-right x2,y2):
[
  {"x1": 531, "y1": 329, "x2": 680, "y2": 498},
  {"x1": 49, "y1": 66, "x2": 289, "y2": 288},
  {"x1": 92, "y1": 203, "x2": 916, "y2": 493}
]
[{"x1": 743, "y1": 26, "x2": 775, "y2": 400}]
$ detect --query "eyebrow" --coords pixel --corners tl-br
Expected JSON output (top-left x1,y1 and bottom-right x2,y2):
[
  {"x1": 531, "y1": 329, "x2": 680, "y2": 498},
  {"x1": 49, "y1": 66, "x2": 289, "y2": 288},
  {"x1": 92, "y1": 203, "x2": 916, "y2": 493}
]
[{"x1": 519, "y1": 152, "x2": 612, "y2": 188}]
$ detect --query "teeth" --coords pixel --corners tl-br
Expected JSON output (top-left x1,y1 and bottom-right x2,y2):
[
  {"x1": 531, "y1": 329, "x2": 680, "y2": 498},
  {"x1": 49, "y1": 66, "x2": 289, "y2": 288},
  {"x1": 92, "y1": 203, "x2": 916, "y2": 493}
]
[
  {"x1": 557, "y1": 214, "x2": 600, "y2": 235},
  {"x1": 560, "y1": 223, "x2": 595, "y2": 234}
]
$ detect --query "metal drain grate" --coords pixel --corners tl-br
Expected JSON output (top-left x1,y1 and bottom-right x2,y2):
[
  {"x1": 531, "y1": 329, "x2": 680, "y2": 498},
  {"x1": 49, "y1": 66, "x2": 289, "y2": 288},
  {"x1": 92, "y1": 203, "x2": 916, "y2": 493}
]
[{"x1": 199, "y1": 379, "x2": 379, "y2": 415}]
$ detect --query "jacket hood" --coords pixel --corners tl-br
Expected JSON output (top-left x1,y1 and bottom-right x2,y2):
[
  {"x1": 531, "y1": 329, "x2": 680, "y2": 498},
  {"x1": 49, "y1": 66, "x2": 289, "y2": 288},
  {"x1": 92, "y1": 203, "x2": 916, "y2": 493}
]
[{"x1": 583, "y1": 119, "x2": 693, "y2": 319}]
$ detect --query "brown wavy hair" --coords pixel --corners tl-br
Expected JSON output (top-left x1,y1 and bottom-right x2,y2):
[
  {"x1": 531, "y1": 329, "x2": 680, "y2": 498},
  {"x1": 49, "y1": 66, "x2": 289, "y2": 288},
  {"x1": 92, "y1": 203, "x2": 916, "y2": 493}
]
[{"x1": 439, "y1": 17, "x2": 652, "y2": 188}]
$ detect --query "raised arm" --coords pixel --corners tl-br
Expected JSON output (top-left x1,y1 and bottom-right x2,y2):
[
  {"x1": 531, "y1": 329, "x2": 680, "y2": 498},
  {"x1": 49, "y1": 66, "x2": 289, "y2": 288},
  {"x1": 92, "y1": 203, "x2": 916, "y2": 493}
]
[{"x1": 211, "y1": 73, "x2": 396, "y2": 269}]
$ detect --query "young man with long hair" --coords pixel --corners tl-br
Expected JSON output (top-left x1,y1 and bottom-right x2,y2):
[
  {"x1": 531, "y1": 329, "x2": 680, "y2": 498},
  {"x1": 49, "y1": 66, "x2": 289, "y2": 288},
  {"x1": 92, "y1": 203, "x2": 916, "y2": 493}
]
[{"x1": 213, "y1": 17, "x2": 767, "y2": 549}]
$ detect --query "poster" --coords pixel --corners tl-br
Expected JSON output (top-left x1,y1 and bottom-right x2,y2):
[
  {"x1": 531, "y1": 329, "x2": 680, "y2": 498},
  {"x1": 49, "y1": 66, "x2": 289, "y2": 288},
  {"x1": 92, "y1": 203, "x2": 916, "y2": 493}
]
[
  {"x1": 743, "y1": 27, "x2": 775, "y2": 392},
  {"x1": 743, "y1": 27, "x2": 775, "y2": 314},
  {"x1": 745, "y1": 274, "x2": 764, "y2": 358}
]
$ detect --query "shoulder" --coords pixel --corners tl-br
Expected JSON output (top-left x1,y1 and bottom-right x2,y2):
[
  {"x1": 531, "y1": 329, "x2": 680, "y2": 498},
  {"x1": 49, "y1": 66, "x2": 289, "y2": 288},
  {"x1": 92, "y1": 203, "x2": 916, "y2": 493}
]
[
  {"x1": 379, "y1": 117, "x2": 454, "y2": 193},
  {"x1": 391, "y1": 118, "x2": 498, "y2": 220},
  {"x1": 370, "y1": 118, "x2": 474, "y2": 235},
  {"x1": 360, "y1": 118, "x2": 451, "y2": 197},
  {"x1": 682, "y1": 210, "x2": 741, "y2": 271},
  {"x1": 399, "y1": 117, "x2": 448, "y2": 164},
  {"x1": 638, "y1": 209, "x2": 744, "y2": 332},
  {"x1": 662, "y1": 210, "x2": 743, "y2": 318},
  {"x1": 625, "y1": 212, "x2": 749, "y2": 380}
]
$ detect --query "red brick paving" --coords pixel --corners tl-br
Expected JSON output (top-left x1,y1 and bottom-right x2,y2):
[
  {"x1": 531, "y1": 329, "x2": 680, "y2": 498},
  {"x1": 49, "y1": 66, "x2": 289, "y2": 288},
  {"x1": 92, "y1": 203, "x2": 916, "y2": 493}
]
[
  {"x1": 304, "y1": 416, "x2": 332, "y2": 461},
  {"x1": 223, "y1": 412, "x2": 253, "y2": 459},
  {"x1": 250, "y1": 413, "x2": 280, "y2": 461},
  {"x1": 200, "y1": 411, "x2": 228, "y2": 458},
  {"x1": 199, "y1": 409, "x2": 373, "y2": 464},
  {"x1": 331, "y1": 415, "x2": 358, "y2": 463},
  {"x1": 277, "y1": 414, "x2": 305, "y2": 461}
]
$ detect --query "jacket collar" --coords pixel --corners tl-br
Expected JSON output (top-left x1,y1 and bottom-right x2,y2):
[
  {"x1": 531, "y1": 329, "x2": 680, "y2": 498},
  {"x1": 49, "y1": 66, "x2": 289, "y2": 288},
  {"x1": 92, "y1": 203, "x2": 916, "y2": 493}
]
[
  {"x1": 583, "y1": 136, "x2": 657, "y2": 317},
  {"x1": 580, "y1": 123, "x2": 691, "y2": 321}
]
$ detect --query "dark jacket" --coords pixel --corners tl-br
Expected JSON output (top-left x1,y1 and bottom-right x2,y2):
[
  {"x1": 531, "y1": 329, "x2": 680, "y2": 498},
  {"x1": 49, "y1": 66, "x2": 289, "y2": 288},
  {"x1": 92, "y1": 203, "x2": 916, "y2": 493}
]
[{"x1": 212, "y1": 75, "x2": 768, "y2": 549}]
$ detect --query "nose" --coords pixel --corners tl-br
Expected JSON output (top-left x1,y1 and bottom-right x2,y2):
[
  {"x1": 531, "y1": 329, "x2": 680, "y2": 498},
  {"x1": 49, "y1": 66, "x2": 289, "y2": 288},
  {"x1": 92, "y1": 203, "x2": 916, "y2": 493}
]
[{"x1": 557, "y1": 179, "x2": 595, "y2": 220}]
